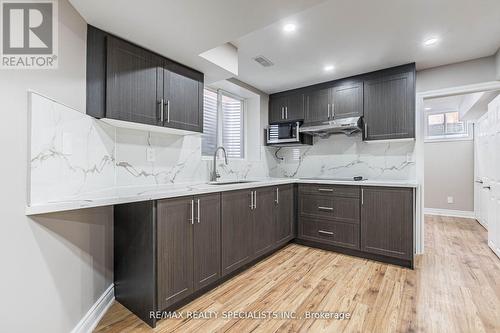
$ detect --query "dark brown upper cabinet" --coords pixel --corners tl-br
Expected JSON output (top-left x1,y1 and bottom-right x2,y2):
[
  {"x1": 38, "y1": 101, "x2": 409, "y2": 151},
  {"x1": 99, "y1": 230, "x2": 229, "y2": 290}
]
[
  {"x1": 269, "y1": 64, "x2": 415, "y2": 140},
  {"x1": 331, "y1": 82, "x2": 363, "y2": 119},
  {"x1": 303, "y1": 81, "x2": 363, "y2": 125},
  {"x1": 363, "y1": 68, "x2": 415, "y2": 140},
  {"x1": 161, "y1": 62, "x2": 204, "y2": 132},
  {"x1": 305, "y1": 87, "x2": 330, "y2": 124},
  {"x1": 361, "y1": 187, "x2": 413, "y2": 260},
  {"x1": 106, "y1": 36, "x2": 163, "y2": 126},
  {"x1": 87, "y1": 25, "x2": 204, "y2": 133},
  {"x1": 269, "y1": 93, "x2": 304, "y2": 123}
]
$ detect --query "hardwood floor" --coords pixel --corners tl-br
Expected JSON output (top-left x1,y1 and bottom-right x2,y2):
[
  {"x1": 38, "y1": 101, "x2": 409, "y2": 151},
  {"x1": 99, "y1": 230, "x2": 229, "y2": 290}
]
[{"x1": 95, "y1": 215, "x2": 500, "y2": 333}]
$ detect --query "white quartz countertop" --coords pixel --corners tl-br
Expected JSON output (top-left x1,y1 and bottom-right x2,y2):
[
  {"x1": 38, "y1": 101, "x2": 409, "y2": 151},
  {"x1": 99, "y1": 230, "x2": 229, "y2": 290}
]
[{"x1": 26, "y1": 178, "x2": 418, "y2": 215}]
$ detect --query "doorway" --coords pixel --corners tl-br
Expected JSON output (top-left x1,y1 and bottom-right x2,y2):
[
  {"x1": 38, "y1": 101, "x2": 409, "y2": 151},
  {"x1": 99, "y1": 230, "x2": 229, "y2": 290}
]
[{"x1": 416, "y1": 82, "x2": 500, "y2": 257}]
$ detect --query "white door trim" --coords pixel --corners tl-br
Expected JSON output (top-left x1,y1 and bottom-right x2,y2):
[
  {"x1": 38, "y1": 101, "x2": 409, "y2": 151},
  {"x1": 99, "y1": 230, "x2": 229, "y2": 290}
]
[{"x1": 416, "y1": 81, "x2": 500, "y2": 254}]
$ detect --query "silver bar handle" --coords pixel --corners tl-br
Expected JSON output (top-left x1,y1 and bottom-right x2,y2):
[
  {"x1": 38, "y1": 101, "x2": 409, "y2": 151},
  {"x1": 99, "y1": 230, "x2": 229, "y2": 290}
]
[
  {"x1": 165, "y1": 100, "x2": 170, "y2": 123},
  {"x1": 285, "y1": 106, "x2": 288, "y2": 119},
  {"x1": 327, "y1": 104, "x2": 331, "y2": 119},
  {"x1": 190, "y1": 199, "x2": 194, "y2": 224},
  {"x1": 159, "y1": 98, "x2": 164, "y2": 123},
  {"x1": 361, "y1": 189, "x2": 364, "y2": 205},
  {"x1": 254, "y1": 191, "x2": 257, "y2": 209},
  {"x1": 275, "y1": 188, "x2": 279, "y2": 204},
  {"x1": 475, "y1": 180, "x2": 484, "y2": 184},
  {"x1": 332, "y1": 103, "x2": 335, "y2": 118},
  {"x1": 483, "y1": 186, "x2": 491, "y2": 190},
  {"x1": 250, "y1": 191, "x2": 254, "y2": 209},
  {"x1": 318, "y1": 188, "x2": 334, "y2": 192},
  {"x1": 318, "y1": 206, "x2": 333, "y2": 211},
  {"x1": 281, "y1": 107, "x2": 284, "y2": 120},
  {"x1": 197, "y1": 198, "x2": 200, "y2": 223},
  {"x1": 318, "y1": 230, "x2": 334, "y2": 236},
  {"x1": 364, "y1": 123, "x2": 368, "y2": 137}
]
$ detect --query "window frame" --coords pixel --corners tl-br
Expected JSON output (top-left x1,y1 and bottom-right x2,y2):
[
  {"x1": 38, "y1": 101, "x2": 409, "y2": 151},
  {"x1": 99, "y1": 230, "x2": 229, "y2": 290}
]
[
  {"x1": 201, "y1": 87, "x2": 246, "y2": 159},
  {"x1": 424, "y1": 109, "x2": 473, "y2": 143}
]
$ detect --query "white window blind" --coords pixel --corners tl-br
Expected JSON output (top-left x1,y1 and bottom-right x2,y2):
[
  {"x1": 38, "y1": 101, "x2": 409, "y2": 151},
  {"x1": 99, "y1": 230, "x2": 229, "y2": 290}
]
[
  {"x1": 202, "y1": 89, "x2": 218, "y2": 156},
  {"x1": 202, "y1": 89, "x2": 245, "y2": 158},
  {"x1": 222, "y1": 94, "x2": 244, "y2": 159}
]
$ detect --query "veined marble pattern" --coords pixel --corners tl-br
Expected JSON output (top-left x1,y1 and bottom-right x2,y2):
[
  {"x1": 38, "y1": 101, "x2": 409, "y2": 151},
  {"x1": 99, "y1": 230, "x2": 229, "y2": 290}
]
[
  {"x1": 29, "y1": 92, "x2": 115, "y2": 205},
  {"x1": 269, "y1": 134, "x2": 415, "y2": 180},
  {"x1": 28, "y1": 92, "x2": 272, "y2": 206}
]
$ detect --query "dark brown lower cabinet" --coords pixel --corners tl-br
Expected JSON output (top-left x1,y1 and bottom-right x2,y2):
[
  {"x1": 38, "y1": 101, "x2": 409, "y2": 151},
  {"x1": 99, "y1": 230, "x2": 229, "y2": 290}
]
[
  {"x1": 157, "y1": 197, "x2": 194, "y2": 310},
  {"x1": 253, "y1": 187, "x2": 275, "y2": 257},
  {"x1": 193, "y1": 194, "x2": 221, "y2": 290},
  {"x1": 222, "y1": 185, "x2": 296, "y2": 276},
  {"x1": 274, "y1": 184, "x2": 295, "y2": 245},
  {"x1": 221, "y1": 190, "x2": 254, "y2": 276},
  {"x1": 114, "y1": 183, "x2": 414, "y2": 329},
  {"x1": 361, "y1": 187, "x2": 414, "y2": 260},
  {"x1": 299, "y1": 217, "x2": 360, "y2": 250}
]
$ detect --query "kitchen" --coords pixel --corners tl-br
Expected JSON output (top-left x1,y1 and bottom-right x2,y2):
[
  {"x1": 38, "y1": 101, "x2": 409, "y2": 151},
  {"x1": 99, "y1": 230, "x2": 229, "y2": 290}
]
[{"x1": 2, "y1": 0, "x2": 500, "y2": 332}]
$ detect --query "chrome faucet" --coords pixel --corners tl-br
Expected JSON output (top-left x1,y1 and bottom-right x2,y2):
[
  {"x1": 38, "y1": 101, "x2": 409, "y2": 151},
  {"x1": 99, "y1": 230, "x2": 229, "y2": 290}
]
[{"x1": 211, "y1": 146, "x2": 228, "y2": 182}]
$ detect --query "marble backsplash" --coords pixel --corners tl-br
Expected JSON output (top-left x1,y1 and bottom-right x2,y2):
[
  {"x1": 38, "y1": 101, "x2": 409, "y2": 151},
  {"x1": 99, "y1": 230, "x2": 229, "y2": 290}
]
[
  {"x1": 29, "y1": 92, "x2": 415, "y2": 206},
  {"x1": 269, "y1": 134, "x2": 415, "y2": 181},
  {"x1": 28, "y1": 92, "x2": 273, "y2": 205}
]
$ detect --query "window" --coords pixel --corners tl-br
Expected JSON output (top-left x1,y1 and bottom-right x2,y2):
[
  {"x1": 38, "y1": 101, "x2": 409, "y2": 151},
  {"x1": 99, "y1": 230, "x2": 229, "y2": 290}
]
[
  {"x1": 202, "y1": 88, "x2": 245, "y2": 158},
  {"x1": 425, "y1": 110, "x2": 472, "y2": 142}
]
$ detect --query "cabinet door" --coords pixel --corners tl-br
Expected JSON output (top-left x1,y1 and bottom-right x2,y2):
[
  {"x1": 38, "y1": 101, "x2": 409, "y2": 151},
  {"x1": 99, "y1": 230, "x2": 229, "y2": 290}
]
[
  {"x1": 361, "y1": 187, "x2": 413, "y2": 260},
  {"x1": 193, "y1": 193, "x2": 221, "y2": 291},
  {"x1": 157, "y1": 197, "x2": 194, "y2": 310},
  {"x1": 305, "y1": 88, "x2": 331, "y2": 124},
  {"x1": 106, "y1": 36, "x2": 162, "y2": 125},
  {"x1": 164, "y1": 62, "x2": 203, "y2": 132},
  {"x1": 331, "y1": 82, "x2": 363, "y2": 119},
  {"x1": 285, "y1": 93, "x2": 305, "y2": 122},
  {"x1": 363, "y1": 71, "x2": 415, "y2": 140},
  {"x1": 221, "y1": 190, "x2": 253, "y2": 276},
  {"x1": 269, "y1": 96, "x2": 287, "y2": 123},
  {"x1": 275, "y1": 185, "x2": 295, "y2": 245},
  {"x1": 253, "y1": 187, "x2": 276, "y2": 257}
]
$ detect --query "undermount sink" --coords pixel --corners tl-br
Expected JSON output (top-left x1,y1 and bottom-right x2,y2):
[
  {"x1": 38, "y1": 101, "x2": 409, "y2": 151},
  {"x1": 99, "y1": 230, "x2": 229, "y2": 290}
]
[{"x1": 207, "y1": 180, "x2": 256, "y2": 185}]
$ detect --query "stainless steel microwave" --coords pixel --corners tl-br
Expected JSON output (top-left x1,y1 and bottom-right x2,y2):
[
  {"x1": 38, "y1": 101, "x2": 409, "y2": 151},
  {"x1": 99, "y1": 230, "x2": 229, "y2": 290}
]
[{"x1": 265, "y1": 121, "x2": 312, "y2": 147}]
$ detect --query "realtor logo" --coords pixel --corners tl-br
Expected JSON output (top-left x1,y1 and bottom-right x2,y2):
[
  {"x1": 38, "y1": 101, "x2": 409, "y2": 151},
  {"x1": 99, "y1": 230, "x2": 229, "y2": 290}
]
[{"x1": 1, "y1": 0, "x2": 58, "y2": 68}]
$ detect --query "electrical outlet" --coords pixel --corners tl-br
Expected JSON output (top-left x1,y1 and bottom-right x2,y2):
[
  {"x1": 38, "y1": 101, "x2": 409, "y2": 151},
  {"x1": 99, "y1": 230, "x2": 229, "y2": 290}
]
[
  {"x1": 447, "y1": 196, "x2": 454, "y2": 204},
  {"x1": 146, "y1": 147, "x2": 156, "y2": 162}
]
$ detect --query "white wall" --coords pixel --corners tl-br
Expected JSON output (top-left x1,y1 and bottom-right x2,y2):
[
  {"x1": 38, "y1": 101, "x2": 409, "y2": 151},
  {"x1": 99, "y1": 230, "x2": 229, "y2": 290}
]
[
  {"x1": 0, "y1": 1, "x2": 113, "y2": 332},
  {"x1": 424, "y1": 140, "x2": 474, "y2": 211},
  {"x1": 496, "y1": 48, "x2": 500, "y2": 80},
  {"x1": 417, "y1": 55, "x2": 498, "y2": 92}
]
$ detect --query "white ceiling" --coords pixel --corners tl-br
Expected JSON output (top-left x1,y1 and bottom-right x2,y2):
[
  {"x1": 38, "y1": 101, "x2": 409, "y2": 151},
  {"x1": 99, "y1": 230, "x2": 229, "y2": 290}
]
[{"x1": 70, "y1": 0, "x2": 500, "y2": 94}]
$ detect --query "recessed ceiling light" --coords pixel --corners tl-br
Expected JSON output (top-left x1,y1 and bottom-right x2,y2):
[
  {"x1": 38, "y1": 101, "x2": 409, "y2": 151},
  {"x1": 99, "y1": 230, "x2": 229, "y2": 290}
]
[
  {"x1": 423, "y1": 37, "x2": 439, "y2": 46},
  {"x1": 425, "y1": 107, "x2": 432, "y2": 110},
  {"x1": 324, "y1": 65, "x2": 334, "y2": 72},
  {"x1": 283, "y1": 23, "x2": 296, "y2": 33}
]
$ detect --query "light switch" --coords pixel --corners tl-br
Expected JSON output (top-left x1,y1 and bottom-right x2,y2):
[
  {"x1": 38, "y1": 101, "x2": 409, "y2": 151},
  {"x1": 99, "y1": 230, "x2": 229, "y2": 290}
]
[
  {"x1": 447, "y1": 196, "x2": 454, "y2": 204},
  {"x1": 146, "y1": 147, "x2": 156, "y2": 162}
]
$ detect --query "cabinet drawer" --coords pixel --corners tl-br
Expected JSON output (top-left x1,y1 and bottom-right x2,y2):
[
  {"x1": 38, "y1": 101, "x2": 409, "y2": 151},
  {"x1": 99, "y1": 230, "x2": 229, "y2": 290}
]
[
  {"x1": 299, "y1": 184, "x2": 360, "y2": 198},
  {"x1": 299, "y1": 193, "x2": 359, "y2": 223},
  {"x1": 299, "y1": 217, "x2": 360, "y2": 249}
]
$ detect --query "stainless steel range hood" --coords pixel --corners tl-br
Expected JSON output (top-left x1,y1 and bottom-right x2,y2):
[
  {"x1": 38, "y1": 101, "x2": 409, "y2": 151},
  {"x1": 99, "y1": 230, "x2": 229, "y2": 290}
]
[{"x1": 299, "y1": 116, "x2": 363, "y2": 137}]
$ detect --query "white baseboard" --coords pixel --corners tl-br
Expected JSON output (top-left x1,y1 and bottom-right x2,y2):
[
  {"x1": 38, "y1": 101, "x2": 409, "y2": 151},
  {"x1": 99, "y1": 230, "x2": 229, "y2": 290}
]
[
  {"x1": 489, "y1": 240, "x2": 500, "y2": 259},
  {"x1": 424, "y1": 208, "x2": 475, "y2": 219},
  {"x1": 71, "y1": 284, "x2": 114, "y2": 333}
]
